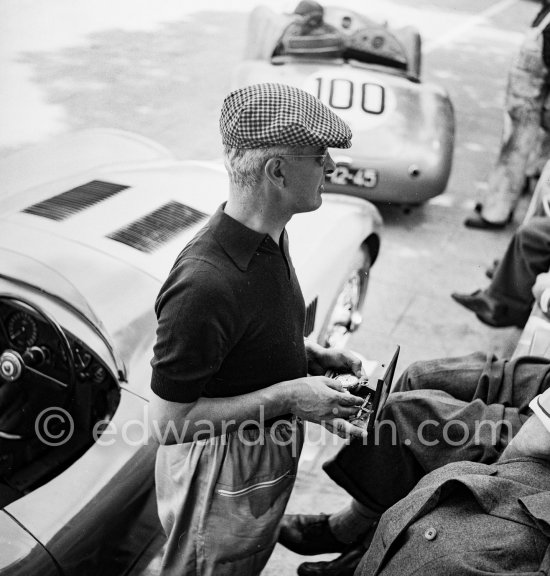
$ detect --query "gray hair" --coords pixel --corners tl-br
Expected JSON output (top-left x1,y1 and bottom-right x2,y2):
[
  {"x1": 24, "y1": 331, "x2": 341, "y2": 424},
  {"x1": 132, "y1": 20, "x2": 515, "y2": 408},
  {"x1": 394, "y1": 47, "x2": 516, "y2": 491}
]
[{"x1": 223, "y1": 145, "x2": 296, "y2": 193}]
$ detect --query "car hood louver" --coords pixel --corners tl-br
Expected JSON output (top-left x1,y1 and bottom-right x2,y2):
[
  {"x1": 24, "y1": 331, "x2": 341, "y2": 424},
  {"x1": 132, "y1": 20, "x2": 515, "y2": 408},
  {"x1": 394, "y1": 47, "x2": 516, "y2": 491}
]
[
  {"x1": 304, "y1": 297, "x2": 318, "y2": 337},
  {"x1": 106, "y1": 201, "x2": 207, "y2": 253},
  {"x1": 23, "y1": 180, "x2": 129, "y2": 220}
]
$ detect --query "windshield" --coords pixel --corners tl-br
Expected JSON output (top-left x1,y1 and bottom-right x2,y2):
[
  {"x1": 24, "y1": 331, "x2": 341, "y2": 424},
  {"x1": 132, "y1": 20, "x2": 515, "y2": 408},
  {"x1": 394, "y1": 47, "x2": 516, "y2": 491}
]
[{"x1": 0, "y1": 248, "x2": 126, "y2": 379}]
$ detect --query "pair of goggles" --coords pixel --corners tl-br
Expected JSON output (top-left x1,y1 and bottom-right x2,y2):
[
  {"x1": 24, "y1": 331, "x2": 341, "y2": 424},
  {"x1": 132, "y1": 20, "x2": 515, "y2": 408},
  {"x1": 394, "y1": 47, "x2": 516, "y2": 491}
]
[{"x1": 529, "y1": 388, "x2": 550, "y2": 434}]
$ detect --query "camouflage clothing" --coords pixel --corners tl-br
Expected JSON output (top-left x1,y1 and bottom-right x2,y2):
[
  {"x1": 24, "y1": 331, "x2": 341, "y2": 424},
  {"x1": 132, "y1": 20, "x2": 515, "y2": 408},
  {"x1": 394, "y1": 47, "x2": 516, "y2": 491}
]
[{"x1": 480, "y1": 8, "x2": 550, "y2": 223}]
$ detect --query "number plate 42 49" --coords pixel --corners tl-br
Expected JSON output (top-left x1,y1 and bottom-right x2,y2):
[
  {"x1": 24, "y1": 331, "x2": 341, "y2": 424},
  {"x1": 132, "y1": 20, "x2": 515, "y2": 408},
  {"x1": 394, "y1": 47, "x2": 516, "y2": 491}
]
[{"x1": 328, "y1": 166, "x2": 378, "y2": 188}]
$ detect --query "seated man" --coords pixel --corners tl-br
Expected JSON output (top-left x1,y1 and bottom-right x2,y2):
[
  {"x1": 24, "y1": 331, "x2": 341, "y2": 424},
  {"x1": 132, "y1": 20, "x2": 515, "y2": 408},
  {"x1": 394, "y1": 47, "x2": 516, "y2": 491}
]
[
  {"x1": 451, "y1": 216, "x2": 550, "y2": 327},
  {"x1": 353, "y1": 406, "x2": 550, "y2": 575},
  {"x1": 273, "y1": 0, "x2": 344, "y2": 58},
  {"x1": 279, "y1": 351, "x2": 550, "y2": 575}
]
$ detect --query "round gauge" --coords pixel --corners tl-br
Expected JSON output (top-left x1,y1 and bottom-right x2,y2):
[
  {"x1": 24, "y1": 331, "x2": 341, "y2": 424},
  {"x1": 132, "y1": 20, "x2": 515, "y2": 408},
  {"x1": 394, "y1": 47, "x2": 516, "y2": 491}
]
[
  {"x1": 91, "y1": 365, "x2": 106, "y2": 384},
  {"x1": 7, "y1": 311, "x2": 38, "y2": 349}
]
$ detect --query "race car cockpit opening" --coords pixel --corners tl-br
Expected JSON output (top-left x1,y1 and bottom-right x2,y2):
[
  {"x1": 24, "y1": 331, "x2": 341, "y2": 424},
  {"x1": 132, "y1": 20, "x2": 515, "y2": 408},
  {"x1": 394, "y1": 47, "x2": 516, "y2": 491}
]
[
  {"x1": 245, "y1": 4, "x2": 421, "y2": 81},
  {"x1": 0, "y1": 295, "x2": 120, "y2": 507}
]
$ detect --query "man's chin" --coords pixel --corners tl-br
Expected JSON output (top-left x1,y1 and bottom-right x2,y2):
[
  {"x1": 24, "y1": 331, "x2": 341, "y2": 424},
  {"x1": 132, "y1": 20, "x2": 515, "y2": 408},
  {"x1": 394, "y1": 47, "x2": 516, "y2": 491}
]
[
  {"x1": 311, "y1": 189, "x2": 324, "y2": 211},
  {"x1": 296, "y1": 198, "x2": 323, "y2": 215}
]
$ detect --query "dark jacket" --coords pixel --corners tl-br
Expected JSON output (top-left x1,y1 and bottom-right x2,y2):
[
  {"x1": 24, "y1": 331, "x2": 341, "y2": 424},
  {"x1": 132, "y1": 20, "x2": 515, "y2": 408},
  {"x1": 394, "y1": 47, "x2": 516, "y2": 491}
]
[{"x1": 356, "y1": 458, "x2": 550, "y2": 575}]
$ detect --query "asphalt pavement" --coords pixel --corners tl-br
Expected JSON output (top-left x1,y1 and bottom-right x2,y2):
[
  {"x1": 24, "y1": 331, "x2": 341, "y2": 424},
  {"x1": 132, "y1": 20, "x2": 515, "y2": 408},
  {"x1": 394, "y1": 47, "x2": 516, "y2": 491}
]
[{"x1": 0, "y1": 0, "x2": 540, "y2": 574}]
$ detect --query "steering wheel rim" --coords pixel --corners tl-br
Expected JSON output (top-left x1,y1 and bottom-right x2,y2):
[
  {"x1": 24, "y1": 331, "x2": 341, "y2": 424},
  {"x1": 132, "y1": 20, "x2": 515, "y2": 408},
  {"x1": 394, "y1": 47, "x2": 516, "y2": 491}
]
[{"x1": 0, "y1": 294, "x2": 76, "y2": 440}]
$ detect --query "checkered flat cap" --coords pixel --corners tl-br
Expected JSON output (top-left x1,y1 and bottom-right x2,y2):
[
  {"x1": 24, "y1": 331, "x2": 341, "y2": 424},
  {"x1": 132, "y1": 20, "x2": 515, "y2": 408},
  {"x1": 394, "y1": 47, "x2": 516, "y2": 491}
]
[{"x1": 220, "y1": 83, "x2": 352, "y2": 149}]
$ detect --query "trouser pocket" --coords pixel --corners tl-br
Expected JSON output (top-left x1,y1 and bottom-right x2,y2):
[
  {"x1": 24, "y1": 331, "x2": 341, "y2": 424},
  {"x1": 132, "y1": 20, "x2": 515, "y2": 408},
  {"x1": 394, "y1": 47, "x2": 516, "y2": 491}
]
[{"x1": 199, "y1": 423, "x2": 302, "y2": 569}]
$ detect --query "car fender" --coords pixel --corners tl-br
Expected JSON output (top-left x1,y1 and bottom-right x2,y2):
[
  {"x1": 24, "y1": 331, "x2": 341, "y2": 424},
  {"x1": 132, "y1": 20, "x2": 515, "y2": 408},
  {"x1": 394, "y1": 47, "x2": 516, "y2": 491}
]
[
  {"x1": 288, "y1": 194, "x2": 382, "y2": 342},
  {"x1": 0, "y1": 511, "x2": 60, "y2": 576}
]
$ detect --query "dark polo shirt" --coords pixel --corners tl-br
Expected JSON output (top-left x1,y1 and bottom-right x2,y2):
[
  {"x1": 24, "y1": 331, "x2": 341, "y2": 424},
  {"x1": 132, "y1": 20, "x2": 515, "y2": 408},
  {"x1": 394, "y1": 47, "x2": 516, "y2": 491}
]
[{"x1": 150, "y1": 204, "x2": 308, "y2": 403}]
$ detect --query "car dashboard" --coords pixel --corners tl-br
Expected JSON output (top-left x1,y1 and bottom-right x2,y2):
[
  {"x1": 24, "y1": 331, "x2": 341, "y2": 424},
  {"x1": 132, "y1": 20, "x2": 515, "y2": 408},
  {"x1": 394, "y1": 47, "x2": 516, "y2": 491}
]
[
  {"x1": 0, "y1": 301, "x2": 110, "y2": 388},
  {"x1": 0, "y1": 299, "x2": 119, "y2": 505}
]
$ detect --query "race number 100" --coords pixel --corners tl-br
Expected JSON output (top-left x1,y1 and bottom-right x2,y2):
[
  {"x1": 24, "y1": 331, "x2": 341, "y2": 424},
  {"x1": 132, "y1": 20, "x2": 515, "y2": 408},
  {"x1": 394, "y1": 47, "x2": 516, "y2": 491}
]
[{"x1": 314, "y1": 78, "x2": 385, "y2": 115}]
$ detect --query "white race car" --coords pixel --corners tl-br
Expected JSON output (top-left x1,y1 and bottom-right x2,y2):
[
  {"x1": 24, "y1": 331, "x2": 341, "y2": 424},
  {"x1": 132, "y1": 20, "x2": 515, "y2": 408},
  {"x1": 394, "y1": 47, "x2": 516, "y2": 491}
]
[{"x1": 235, "y1": 4, "x2": 455, "y2": 205}]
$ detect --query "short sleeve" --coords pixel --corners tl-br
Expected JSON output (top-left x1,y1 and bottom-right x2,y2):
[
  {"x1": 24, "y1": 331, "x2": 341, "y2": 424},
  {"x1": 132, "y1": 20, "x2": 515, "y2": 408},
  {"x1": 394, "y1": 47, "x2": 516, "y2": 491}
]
[{"x1": 150, "y1": 258, "x2": 238, "y2": 403}]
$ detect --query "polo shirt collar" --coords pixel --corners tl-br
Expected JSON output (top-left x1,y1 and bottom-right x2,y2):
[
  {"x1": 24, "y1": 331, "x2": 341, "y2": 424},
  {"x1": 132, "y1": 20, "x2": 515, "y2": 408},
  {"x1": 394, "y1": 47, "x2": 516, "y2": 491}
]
[{"x1": 211, "y1": 204, "x2": 278, "y2": 271}]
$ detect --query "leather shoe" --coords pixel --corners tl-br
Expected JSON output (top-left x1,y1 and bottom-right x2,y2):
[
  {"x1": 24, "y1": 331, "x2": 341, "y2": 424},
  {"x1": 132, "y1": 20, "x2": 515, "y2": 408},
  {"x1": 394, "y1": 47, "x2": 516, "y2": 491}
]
[
  {"x1": 297, "y1": 543, "x2": 367, "y2": 576},
  {"x1": 278, "y1": 514, "x2": 346, "y2": 555},
  {"x1": 451, "y1": 290, "x2": 523, "y2": 328},
  {"x1": 463, "y1": 211, "x2": 512, "y2": 230}
]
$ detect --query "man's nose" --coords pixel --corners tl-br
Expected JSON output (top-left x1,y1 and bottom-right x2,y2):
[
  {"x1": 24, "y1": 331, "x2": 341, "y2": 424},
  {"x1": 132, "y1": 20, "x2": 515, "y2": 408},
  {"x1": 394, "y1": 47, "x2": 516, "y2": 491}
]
[{"x1": 324, "y1": 152, "x2": 336, "y2": 175}]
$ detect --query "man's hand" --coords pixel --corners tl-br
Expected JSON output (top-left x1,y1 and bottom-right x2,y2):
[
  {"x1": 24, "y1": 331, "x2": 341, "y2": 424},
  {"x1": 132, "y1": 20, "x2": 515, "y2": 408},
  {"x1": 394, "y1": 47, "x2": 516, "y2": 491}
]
[
  {"x1": 305, "y1": 340, "x2": 362, "y2": 377},
  {"x1": 321, "y1": 417, "x2": 370, "y2": 440},
  {"x1": 289, "y1": 376, "x2": 368, "y2": 439}
]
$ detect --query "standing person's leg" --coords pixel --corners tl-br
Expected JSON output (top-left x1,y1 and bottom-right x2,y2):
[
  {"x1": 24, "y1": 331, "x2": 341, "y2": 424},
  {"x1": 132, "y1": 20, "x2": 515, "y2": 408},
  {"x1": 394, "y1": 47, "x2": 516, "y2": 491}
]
[
  {"x1": 465, "y1": 45, "x2": 547, "y2": 229},
  {"x1": 477, "y1": 113, "x2": 540, "y2": 224}
]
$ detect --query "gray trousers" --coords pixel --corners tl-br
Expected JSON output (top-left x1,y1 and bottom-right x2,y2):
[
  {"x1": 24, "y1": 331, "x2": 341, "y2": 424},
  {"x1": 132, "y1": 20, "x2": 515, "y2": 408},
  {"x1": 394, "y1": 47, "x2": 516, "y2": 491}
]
[
  {"x1": 323, "y1": 352, "x2": 550, "y2": 517},
  {"x1": 156, "y1": 421, "x2": 303, "y2": 576},
  {"x1": 487, "y1": 216, "x2": 550, "y2": 324}
]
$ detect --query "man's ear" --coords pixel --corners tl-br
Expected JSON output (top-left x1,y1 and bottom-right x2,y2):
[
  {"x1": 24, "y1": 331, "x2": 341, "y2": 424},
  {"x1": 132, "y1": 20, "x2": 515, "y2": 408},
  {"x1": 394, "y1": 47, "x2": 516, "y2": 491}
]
[{"x1": 265, "y1": 157, "x2": 285, "y2": 188}]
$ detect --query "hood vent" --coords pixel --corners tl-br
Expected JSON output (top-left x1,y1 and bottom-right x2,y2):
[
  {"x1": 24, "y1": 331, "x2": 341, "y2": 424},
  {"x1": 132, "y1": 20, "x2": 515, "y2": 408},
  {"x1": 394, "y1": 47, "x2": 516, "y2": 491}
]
[
  {"x1": 304, "y1": 297, "x2": 318, "y2": 337},
  {"x1": 107, "y1": 201, "x2": 207, "y2": 253},
  {"x1": 23, "y1": 180, "x2": 129, "y2": 220}
]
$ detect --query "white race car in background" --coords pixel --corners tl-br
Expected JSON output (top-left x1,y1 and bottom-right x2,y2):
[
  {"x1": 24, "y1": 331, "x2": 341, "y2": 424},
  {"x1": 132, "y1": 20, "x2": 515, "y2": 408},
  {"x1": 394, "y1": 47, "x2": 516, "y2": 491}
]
[
  {"x1": 236, "y1": 4, "x2": 455, "y2": 206},
  {"x1": 0, "y1": 129, "x2": 382, "y2": 575}
]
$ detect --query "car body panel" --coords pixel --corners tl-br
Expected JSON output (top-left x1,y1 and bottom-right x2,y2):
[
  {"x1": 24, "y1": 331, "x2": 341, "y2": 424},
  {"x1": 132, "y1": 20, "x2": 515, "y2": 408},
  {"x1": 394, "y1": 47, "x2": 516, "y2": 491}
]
[
  {"x1": 0, "y1": 130, "x2": 382, "y2": 574},
  {"x1": 0, "y1": 512, "x2": 59, "y2": 576},
  {"x1": 5, "y1": 390, "x2": 156, "y2": 575}
]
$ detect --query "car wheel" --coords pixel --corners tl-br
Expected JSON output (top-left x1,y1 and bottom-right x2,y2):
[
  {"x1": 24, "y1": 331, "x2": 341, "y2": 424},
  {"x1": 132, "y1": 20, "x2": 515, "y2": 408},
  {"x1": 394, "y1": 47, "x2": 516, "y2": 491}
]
[{"x1": 319, "y1": 245, "x2": 372, "y2": 349}]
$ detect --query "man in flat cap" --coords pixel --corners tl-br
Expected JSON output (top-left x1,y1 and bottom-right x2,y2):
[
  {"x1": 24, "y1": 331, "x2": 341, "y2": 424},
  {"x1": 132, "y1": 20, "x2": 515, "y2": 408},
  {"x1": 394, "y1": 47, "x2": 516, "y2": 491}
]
[{"x1": 149, "y1": 83, "x2": 366, "y2": 576}]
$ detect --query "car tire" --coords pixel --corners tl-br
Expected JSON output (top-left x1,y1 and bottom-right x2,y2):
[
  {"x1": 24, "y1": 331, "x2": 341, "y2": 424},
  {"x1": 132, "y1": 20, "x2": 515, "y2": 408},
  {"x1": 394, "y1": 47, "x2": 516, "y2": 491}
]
[{"x1": 319, "y1": 244, "x2": 372, "y2": 349}]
